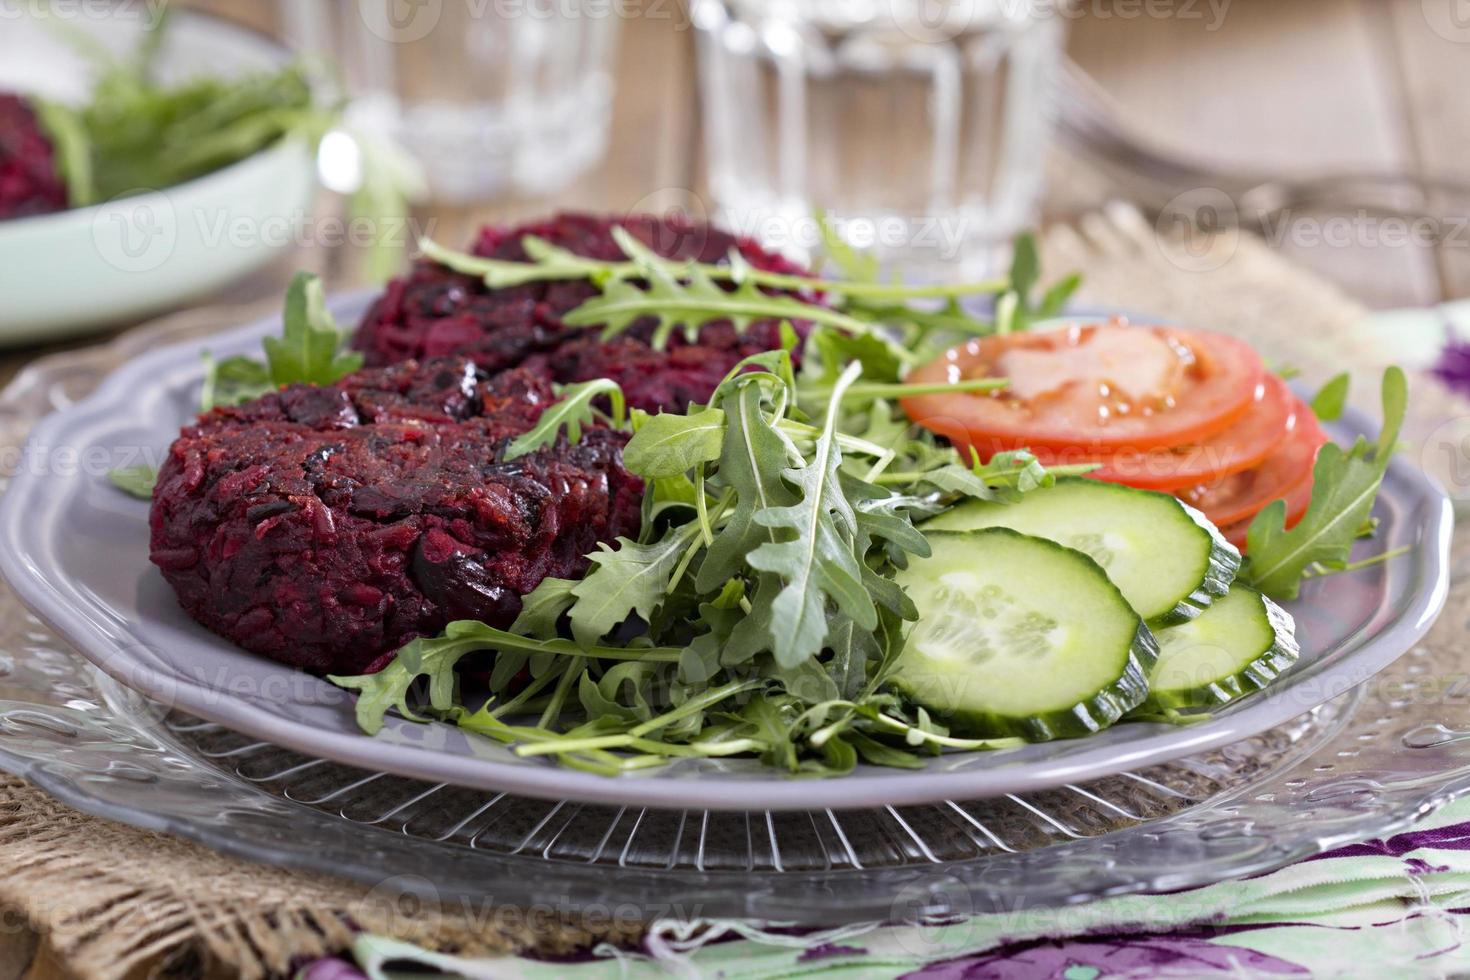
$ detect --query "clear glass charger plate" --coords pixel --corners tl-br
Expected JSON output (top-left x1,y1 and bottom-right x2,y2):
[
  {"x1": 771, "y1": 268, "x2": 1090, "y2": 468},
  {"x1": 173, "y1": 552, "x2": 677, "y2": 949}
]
[{"x1": 0, "y1": 304, "x2": 1465, "y2": 922}]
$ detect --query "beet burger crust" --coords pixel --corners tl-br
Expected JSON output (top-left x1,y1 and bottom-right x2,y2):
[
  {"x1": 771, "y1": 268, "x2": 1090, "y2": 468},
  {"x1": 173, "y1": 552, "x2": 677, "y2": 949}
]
[
  {"x1": 150, "y1": 358, "x2": 643, "y2": 676},
  {"x1": 352, "y1": 212, "x2": 814, "y2": 413}
]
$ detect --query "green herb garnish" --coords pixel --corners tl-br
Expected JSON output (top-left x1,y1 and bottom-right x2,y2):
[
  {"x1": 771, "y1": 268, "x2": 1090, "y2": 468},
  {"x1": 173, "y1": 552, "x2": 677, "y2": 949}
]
[
  {"x1": 1242, "y1": 366, "x2": 1407, "y2": 600},
  {"x1": 107, "y1": 465, "x2": 158, "y2": 500},
  {"x1": 1309, "y1": 372, "x2": 1350, "y2": 422},
  {"x1": 329, "y1": 342, "x2": 1055, "y2": 773},
  {"x1": 504, "y1": 378, "x2": 627, "y2": 462},
  {"x1": 202, "y1": 272, "x2": 362, "y2": 411},
  {"x1": 32, "y1": 9, "x2": 327, "y2": 205}
]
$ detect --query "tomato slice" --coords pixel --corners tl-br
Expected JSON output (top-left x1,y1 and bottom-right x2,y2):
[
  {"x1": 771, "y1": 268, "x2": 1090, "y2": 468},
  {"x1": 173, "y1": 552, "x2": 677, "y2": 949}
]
[
  {"x1": 1177, "y1": 399, "x2": 1326, "y2": 529},
  {"x1": 901, "y1": 321, "x2": 1266, "y2": 458},
  {"x1": 1220, "y1": 470, "x2": 1314, "y2": 550},
  {"x1": 1037, "y1": 374, "x2": 1298, "y2": 491}
]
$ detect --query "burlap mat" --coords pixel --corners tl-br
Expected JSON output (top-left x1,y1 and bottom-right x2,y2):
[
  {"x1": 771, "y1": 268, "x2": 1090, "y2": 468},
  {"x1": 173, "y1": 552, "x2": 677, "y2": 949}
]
[{"x1": 0, "y1": 206, "x2": 1450, "y2": 979}]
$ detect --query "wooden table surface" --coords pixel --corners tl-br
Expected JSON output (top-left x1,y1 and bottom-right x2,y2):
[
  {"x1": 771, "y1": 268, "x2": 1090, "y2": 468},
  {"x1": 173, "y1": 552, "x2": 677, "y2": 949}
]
[{"x1": 3, "y1": 0, "x2": 1467, "y2": 394}]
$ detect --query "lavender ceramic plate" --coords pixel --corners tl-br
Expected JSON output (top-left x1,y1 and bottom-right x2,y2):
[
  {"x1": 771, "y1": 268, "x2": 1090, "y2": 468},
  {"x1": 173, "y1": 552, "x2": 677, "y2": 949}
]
[{"x1": 0, "y1": 295, "x2": 1453, "y2": 811}]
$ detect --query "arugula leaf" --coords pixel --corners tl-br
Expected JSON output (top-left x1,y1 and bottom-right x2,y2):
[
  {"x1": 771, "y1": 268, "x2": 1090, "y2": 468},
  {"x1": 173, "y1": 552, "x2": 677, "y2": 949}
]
[
  {"x1": 188, "y1": 272, "x2": 361, "y2": 420},
  {"x1": 419, "y1": 235, "x2": 616, "y2": 289},
  {"x1": 1242, "y1": 367, "x2": 1407, "y2": 600},
  {"x1": 563, "y1": 261, "x2": 877, "y2": 348},
  {"x1": 566, "y1": 523, "x2": 702, "y2": 648},
  {"x1": 748, "y1": 363, "x2": 878, "y2": 667},
  {"x1": 849, "y1": 730, "x2": 926, "y2": 769},
  {"x1": 262, "y1": 272, "x2": 364, "y2": 387},
  {"x1": 1001, "y1": 232, "x2": 1081, "y2": 331},
  {"x1": 330, "y1": 226, "x2": 1093, "y2": 774},
  {"x1": 1310, "y1": 372, "x2": 1350, "y2": 422},
  {"x1": 41, "y1": 11, "x2": 324, "y2": 204},
  {"x1": 503, "y1": 378, "x2": 625, "y2": 462},
  {"x1": 1008, "y1": 232, "x2": 1040, "y2": 306},
  {"x1": 424, "y1": 230, "x2": 1005, "y2": 305},
  {"x1": 622, "y1": 409, "x2": 725, "y2": 478},
  {"x1": 696, "y1": 380, "x2": 799, "y2": 591},
  {"x1": 804, "y1": 328, "x2": 905, "y2": 387},
  {"x1": 1037, "y1": 273, "x2": 1083, "y2": 319},
  {"x1": 510, "y1": 577, "x2": 578, "y2": 639},
  {"x1": 107, "y1": 465, "x2": 157, "y2": 500},
  {"x1": 329, "y1": 620, "x2": 681, "y2": 734}
]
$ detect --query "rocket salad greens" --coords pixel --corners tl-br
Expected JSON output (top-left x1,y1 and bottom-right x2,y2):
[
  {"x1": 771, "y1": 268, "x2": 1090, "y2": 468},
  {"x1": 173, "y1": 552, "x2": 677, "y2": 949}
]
[
  {"x1": 111, "y1": 211, "x2": 1412, "y2": 776},
  {"x1": 314, "y1": 228, "x2": 1411, "y2": 775},
  {"x1": 331, "y1": 346, "x2": 1078, "y2": 775}
]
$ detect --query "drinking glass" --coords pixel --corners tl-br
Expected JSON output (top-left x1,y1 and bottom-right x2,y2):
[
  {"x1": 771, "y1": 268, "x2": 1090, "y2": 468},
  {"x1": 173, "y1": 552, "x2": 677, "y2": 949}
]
[
  {"x1": 691, "y1": 0, "x2": 1066, "y2": 277},
  {"x1": 281, "y1": 0, "x2": 622, "y2": 203}
]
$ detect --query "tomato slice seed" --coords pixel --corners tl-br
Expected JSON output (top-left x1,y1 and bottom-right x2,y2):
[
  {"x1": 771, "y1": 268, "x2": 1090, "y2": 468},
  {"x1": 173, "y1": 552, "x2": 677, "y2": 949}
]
[
  {"x1": 1033, "y1": 374, "x2": 1299, "y2": 491},
  {"x1": 902, "y1": 321, "x2": 1266, "y2": 457}
]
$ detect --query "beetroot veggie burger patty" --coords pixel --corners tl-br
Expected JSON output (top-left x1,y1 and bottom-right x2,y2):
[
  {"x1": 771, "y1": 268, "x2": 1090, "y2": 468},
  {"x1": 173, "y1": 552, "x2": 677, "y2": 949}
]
[
  {"x1": 353, "y1": 212, "x2": 813, "y2": 413},
  {"x1": 0, "y1": 94, "x2": 67, "y2": 220},
  {"x1": 149, "y1": 358, "x2": 643, "y2": 675}
]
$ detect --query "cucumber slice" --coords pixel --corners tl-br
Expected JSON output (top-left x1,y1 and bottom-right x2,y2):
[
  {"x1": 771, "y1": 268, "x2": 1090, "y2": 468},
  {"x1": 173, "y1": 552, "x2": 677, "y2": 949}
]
[
  {"x1": 1136, "y1": 586, "x2": 1299, "y2": 714},
  {"x1": 887, "y1": 527, "x2": 1159, "y2": 741},
  {"x1": 924, "y1": 478, "x2": 1239, "y2": 624}
]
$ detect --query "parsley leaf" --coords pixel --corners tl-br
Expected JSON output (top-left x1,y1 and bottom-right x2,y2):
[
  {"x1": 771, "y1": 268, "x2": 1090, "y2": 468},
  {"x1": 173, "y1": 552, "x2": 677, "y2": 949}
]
[
  {"x1": 1242, "y1": 366, "x2": 1407, "y2": 600},
  {"x1": 263, "y1": 272, "x2": 364, "y2": 386},
  {"x1": 199, "y1": 353, "x2": 273, "y2": 412}
]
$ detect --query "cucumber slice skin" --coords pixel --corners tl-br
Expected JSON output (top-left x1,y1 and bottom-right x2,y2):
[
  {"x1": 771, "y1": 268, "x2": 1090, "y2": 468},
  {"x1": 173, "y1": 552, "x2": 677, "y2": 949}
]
[
  {"x1": 1159, "y1": 499, "x2": 1240, "y2": 626},
  {"x1": 1134, "y1": 587, "x2": 1300, "y2": 714},
  {"x1": 925, "y1": 478, "x2": 1240, "y2": 626},
  {"x1": 886, "y1": 527, "x2": 1160, "y2": 742}
]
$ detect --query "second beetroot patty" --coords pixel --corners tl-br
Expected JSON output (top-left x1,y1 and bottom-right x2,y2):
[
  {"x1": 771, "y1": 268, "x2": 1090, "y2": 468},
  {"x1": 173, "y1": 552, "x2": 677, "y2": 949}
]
[
  {"x1": 149, "y1": 357, "x2": 644, "y2": 676},
  {"x1": 352, "y1": 212, "x2": 813, "y2": 413}
]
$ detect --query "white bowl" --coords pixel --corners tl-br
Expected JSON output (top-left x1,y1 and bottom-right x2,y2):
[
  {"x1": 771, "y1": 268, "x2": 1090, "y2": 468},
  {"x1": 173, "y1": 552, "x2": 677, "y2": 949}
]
[{"x1": 0, "y1": 11, "x2": 317, "y2": 345}]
